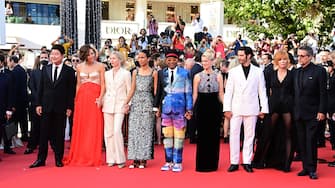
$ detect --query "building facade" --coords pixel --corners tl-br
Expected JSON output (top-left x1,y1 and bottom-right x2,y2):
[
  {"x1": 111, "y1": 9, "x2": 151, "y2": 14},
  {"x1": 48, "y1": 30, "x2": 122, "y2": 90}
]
[{"x1": 2, "y1": 0, "x2": 243, "y2": 67}]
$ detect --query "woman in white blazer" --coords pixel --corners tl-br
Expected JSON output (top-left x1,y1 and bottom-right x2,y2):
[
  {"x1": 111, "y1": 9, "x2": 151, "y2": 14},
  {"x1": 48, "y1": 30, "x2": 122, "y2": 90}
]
[{"x1": 102, "y1": 51, "x2": 131, "y2": 168}]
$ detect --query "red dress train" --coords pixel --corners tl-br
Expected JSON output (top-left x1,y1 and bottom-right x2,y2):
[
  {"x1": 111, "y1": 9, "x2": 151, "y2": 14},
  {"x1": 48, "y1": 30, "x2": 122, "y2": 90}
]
[{"x1": 63, "y1": 82, "x2": 103, "y2": 166}]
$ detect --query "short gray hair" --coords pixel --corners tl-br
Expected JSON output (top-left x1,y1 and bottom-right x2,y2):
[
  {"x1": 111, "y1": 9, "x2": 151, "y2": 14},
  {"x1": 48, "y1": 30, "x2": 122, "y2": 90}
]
[{"x1": 299, "y1": 46, "x2": 314, "y2": 56}]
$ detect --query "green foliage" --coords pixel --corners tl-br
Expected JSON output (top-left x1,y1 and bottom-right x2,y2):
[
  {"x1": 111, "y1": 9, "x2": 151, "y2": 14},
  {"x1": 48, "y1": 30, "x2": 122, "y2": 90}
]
[{"x1": 223, "y1": 0, "x2": 335, "y2": 41}]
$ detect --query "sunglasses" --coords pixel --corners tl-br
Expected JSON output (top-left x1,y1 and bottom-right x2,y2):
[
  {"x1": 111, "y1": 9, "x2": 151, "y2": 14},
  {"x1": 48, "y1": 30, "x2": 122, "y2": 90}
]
[
  {"x1": 297, "y1": 55, "x2": 310, "y2": 58},
  {"x1": 72, "y1": 59, "x2": 80, "y2": 62}
]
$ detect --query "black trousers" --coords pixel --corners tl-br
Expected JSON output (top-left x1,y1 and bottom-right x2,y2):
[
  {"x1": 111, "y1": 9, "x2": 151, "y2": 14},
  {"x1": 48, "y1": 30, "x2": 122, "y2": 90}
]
[
  {"x1": 316, "y1": 119, "x2": 326, "y2": 145},
  {"x1": 296, "y1": 118, "x2": 318, "y2": 172},
  {"x1": 27, "y1": 109, "x2": 41, "y2": 150},
  {"x1": 14, "y1": 107, "x2": 28, "y2": 138},
  {"x1": 37, "y1": 112, "x2": 66, "y2": 162},
  {"x1": 328, "y1": 114, "x2": 335, "y2": 147},
  {"x1": 0, "y1": 117, "x2": 12, "y2": 152}
]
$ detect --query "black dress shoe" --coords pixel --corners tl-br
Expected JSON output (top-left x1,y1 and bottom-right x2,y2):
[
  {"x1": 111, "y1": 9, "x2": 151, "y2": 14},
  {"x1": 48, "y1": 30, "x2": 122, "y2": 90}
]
[
  {"x1": 24, "y1": 148, "x2": 34, "y2": 154},
  {"x1": 29, "y1": 160, "x2": 46, "y2": 168},
  {"x1": 328, "y1": 161, "x2": 335, "y2": 167},
  {"x1": 4, "y1": 149, "x2": 16, "y2": 154},
  {"x1": 309, "y1": 172, "x2": 318, "y2": 180},
  {"x1": 227, "y1": 164, "x2": 239, "y2": 172},
  {"x1": 297, "y1": 169, "x2": 309, "y2": 176},
  {"x1": 56, "y1": 161, "x2": 64, "y2": 167},
  {"x1": 317, "y1": 158, "x2": 328, "y2": 164},
  {"x1": 243, "y1": 164, "x2": 254, "y2": 173}
]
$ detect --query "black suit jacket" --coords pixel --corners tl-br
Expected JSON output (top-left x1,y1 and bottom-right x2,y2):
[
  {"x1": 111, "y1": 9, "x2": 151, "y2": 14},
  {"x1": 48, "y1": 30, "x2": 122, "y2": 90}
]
[
  {"x1": 293, "y1": 63, "x2": 327, "y2": 120},
  {"x1": 28, "y1": 68, "x2": 42, "y2": 107},
  {"x1": 190, "y1": 63, "x2": 203, "y2": 84},
  {"x1": 11, "y1": 64, "x2": 28, "y2": 109},
  {"x1": 37, "y1": 64, "x2": 76, "y2": 113},
  {"x1": 0, "y1": 69, "x2": 14, "y2": 123}
]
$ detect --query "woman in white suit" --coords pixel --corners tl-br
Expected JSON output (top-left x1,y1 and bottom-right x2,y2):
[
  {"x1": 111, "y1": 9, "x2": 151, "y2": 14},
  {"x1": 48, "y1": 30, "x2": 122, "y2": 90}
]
[{"x1": 102, "y1": 51, "x2": 131, "y2": 168}]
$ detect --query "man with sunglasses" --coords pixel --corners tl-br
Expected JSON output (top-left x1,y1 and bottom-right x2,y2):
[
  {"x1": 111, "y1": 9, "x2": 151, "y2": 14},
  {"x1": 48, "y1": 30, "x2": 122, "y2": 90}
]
[
  {"x1": 70, "y1": 55, "x2": 81, "y2": 71},
  {"x1": 294, "y1": 46, "x2": 327, "y2": 180}
]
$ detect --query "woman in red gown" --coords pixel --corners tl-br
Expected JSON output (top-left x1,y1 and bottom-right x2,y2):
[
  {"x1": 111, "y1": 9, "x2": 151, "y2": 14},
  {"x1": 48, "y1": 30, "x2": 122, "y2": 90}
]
[{"x1": 63, "y1": 44, "x2": 105, "y2": 166}]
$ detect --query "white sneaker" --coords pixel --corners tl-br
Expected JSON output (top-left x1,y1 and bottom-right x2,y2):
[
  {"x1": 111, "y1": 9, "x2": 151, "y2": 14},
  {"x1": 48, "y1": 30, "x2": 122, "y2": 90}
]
[
  {"x1": 161, "y1": 163, "x2": 172, "y2": 171},
  {"x1": 172, "y1": 163, "x2": 182, "y2": 172}
]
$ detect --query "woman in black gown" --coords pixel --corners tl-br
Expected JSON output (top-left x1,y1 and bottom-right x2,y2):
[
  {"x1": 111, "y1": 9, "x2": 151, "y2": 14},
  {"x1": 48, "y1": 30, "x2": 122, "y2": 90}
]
[
  {"x1": 253, "y1": 50, "x2": 294, "y2": 172},
  {"x1": 193, "y1": 49, "x2": 224, "y2": 172}
]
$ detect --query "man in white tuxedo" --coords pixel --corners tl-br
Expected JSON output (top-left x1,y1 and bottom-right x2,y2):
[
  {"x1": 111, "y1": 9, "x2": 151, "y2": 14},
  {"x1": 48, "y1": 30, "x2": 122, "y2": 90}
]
[{"x1": 224, "y1": 46, "x2": 268, "y2": 173}]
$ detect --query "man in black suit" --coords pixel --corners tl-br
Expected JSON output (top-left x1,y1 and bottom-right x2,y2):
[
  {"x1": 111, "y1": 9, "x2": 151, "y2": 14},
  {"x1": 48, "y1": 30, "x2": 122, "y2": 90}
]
[
  {"x1": 0, "y1": 53, "x2": 15, "y2": 155},
  {"x1": 24, "y1": 52, "x2": 49, "y2": 154},
  {"x1": 294, "y1": 46, "x2": 327, "y2": 180},
  {"x1": 8, "y1": 55, "x2": 29, "y2": 141},
  {"x1": 187, "y1": 56, "x2": 203, "y2": 144},
  {"x1": 29, "y1": 45, "x2": 75, "y2": 168}
]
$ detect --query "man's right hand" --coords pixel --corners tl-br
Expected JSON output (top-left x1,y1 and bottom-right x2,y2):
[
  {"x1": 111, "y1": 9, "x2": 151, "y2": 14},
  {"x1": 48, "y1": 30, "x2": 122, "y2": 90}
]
[
  {"x1": 224, "y1": 111, "x2": 232, "y2": 120},
  {"x1": 36, "y1": 106, "x2": 42, "y2": 116}
]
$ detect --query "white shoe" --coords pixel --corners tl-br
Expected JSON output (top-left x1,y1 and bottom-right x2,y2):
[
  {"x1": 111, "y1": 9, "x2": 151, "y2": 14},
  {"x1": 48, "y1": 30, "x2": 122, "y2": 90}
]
[
  {"x1": 161, "y1": 163, "x2": 172, "y2": 171},
  {"x1": 172, "y1": 163, "x2": 182, "y2": 172}
]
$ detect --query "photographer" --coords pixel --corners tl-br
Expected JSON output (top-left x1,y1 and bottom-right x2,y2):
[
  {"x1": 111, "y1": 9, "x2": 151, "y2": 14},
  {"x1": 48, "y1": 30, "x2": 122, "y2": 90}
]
[
  {"x1": 99, "y1": 38, "x2": 114, "y2": 63},
  {"x1": 158, "y1": 32, "x2": 171, "y2": 57},
  {"x1": 191, "y1": 13, "x2": 204, "y2": 47},
  {"x1": 51, "y1": 34, "x2": 74, "y2": 58},
  {"x1": 172, "y1": 30, "x2": 185, "y2": 55},
  {"x1": 147, "y1": 15, "x2": 159, "y2": 44},
  {"x1": 287, "y1": 34, "x2": 299, "y2": 56},
  {"x1": 129, "y1": 33, "x2": 140, "y2": 59},
  {"x1": 212, "y1": 35, "x2": 227, "y2": 59},
  {"x1": 138, "y1": 28, "x2": 149, "y2": 50},
  {"x1": 197, "y1": 38, "x2": 209, "y2": 53}
]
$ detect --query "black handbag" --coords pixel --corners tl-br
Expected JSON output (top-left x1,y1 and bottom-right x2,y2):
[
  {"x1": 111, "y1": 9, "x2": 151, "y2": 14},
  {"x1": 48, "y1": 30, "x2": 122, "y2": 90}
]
[{"x1": 3, "y1": 121, "x2": 17, "y2": 139}]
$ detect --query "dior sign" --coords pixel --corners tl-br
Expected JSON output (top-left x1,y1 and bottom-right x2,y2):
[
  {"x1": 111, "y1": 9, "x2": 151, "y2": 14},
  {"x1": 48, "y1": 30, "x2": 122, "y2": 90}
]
[
  {"x1": 105, "y1": 26, "x2": 132, "y2": 35},
  {"x1": 101, "y1": 21, "x2": 139, "y2": 40}
]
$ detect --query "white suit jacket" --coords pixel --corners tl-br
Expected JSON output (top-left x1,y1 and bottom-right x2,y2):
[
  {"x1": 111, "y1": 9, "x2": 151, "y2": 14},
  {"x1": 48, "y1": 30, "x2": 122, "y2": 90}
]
[
  {"x1": 102, "y1": 68, "x2": 131, "y2": 114},
  {"x1": 224, "y1": 64, "x2": 269, "y2": 116}
]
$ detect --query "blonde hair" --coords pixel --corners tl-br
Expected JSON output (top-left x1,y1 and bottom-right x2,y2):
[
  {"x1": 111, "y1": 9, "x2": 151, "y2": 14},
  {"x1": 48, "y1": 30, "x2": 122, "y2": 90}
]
[
  {"x1": 109, "y1": 51, "x2": 125, "y2": 65},
  {"x1": 202, "y1": 49, "x2": 215, "y2": 61}
]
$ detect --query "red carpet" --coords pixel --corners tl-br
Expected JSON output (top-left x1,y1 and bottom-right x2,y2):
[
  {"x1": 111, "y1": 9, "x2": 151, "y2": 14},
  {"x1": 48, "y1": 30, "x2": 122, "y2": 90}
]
[{"x1": 1, "y1": 140, "x2": 335, "y2": 188}]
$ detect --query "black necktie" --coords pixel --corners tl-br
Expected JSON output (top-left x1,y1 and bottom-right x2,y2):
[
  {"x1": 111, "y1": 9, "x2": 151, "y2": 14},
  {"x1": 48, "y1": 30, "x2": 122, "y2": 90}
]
[
  {"x1": 171, "y1": 70, "x2": 174, "y2": 84},
  {"x1": 53, "y1": 66, "x2": 58, "y2": 83}
]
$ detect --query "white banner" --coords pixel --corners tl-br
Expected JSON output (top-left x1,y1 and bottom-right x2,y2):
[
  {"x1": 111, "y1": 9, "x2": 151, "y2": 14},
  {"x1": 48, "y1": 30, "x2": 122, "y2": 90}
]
[
  {"x1": 101, "y1": 21, "x2": 139, "y2": 40},
  {"x1": 200, "y1": 1, "x2": 224, "y2": 38}
]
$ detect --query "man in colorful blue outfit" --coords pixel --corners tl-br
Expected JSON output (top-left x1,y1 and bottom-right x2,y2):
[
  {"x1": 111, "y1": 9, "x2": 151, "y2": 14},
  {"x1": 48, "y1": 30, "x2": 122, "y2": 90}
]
[{"x1": 154, "y1": 50, "x2": 192, "y2": 172}]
